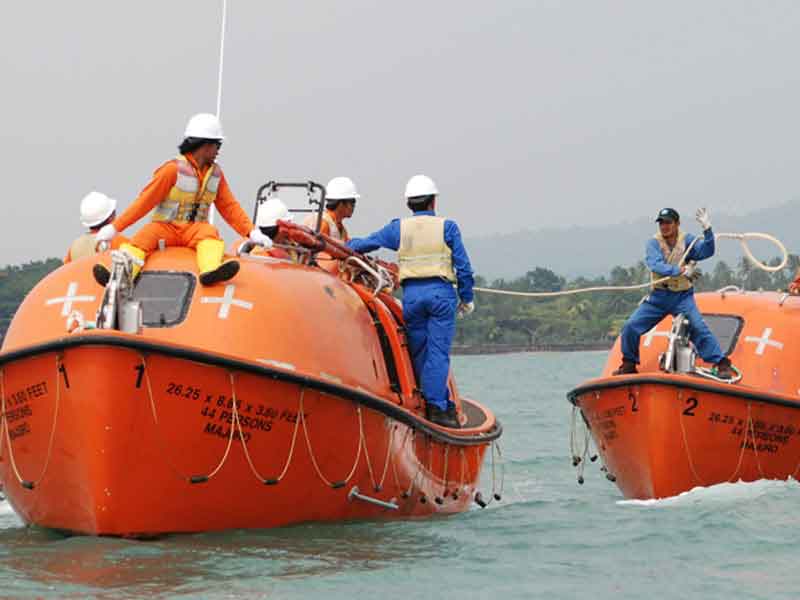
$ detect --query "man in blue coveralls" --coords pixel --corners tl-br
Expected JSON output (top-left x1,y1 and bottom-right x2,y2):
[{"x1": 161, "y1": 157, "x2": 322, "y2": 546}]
[
  {"x1": 614, "y1": 207, "x2": 734, "y2": 379},
  {"x1": 348, "y1": 175, "x2": 474, "y2": 428}
]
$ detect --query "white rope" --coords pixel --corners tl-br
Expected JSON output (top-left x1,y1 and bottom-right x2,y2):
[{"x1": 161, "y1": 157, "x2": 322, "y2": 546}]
[{"x1": 474, "y1": 231, "x2": 789, "y2": 298}]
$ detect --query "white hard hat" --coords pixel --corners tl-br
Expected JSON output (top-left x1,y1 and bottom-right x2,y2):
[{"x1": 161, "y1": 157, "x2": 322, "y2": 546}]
[
  {"x1": 256, "y1": 198, "x2": 293, "y2": 228},
  {"x1": 326, "y1": 176, "x2": 361, "y2": 200},
  {"x1": 184, "y1": 113, "x2": 225, "y2": 140},
  {"x1": 405, "y1": 174, "x2": 438, "y2": 199},
  {"x1": 80, "y1": 191, "x2": 117, "y2": 228}
]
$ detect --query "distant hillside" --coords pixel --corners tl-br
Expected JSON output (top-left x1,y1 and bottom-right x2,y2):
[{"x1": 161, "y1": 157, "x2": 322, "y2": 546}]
[
  {"x1": 466, "y1": 201, "x2": 800, "y2": 280},
  {"x1": 0, "y1": 259, "x2": 61, "y2": 342}
]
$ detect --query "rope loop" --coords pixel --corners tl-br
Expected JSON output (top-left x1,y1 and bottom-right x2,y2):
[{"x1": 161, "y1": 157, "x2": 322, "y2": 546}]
[{"x1": 474, "y1": 230, "x2": 789, "y2": 298}]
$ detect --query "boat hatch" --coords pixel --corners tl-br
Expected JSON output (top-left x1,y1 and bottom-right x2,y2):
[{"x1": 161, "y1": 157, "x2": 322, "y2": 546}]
[
  {"x1": 702, "y1": 313, "x2": 744, "y2": 355},
  {"x1": 132, "y1": 271, "x2": 196, "y2": 327}
]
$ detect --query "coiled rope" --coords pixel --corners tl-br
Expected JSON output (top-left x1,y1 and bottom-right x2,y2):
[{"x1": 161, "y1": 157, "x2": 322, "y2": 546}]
[{"x1": 474, "y1": 232, "x2": 788, "y2": 298}]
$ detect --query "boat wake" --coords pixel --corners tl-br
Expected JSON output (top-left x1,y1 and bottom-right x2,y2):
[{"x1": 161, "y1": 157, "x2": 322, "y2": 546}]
[{"x1": 617, "y1": 478, "x2": 800, "y2": 508}]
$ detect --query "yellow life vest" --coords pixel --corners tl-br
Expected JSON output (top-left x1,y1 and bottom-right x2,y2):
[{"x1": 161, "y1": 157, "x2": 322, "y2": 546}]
[
  {"x1": 398, "y1": 215, "x2": 456, "y2": 283},
  {"x1": 68, "y1": 233, "x2": 98, "y2": 261},
  {"x1": 152, "y1": 155, "x2": 221, "y2": 223},
  {"x1": 651, "y1": 231, "x2": 692, "y2": 292}
]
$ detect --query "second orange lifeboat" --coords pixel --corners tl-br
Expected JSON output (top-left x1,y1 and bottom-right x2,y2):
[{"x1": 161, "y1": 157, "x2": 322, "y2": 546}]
[{"x1": 568, "y1": 289, "x2": 800, "y2": 499}]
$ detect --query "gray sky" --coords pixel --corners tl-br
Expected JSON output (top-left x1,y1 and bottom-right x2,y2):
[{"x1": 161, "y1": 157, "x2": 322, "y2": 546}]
[{"x1": 3, "y1": 1, "x2": 800, "y2": 265}]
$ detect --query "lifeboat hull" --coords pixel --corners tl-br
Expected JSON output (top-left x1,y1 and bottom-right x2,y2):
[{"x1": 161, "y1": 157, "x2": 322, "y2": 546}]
[
  {"x1": 570, "y1": 374, "x2": 800, "y2": 499},
  {"x1": 0, "y1": 336, "x2": 496, "y2": 536}
]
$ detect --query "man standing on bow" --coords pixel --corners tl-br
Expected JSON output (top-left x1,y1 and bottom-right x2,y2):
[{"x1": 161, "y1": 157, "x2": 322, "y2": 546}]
[
  {"x1": 93, "y1": 113, "x2": 271, "y2": 285},
  {"x1": 614, "y1": 207, "x2": 733, "y2": 378},
  {"x1": 347, "y1": 175, "x2": 474, "y2": 428}
]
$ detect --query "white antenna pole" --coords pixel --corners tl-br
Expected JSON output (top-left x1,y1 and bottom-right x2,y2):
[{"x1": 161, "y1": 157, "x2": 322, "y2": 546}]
[
  {"x1": 216, "y1": 0, "x2": 227, "y2": 118},
  {"x1": 210, "y1": 0, "x2": 228, "y2": 226}
]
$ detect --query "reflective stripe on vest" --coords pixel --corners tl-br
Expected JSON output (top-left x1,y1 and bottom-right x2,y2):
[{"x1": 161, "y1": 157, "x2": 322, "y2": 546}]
[
  {"x1": 398, "y1": 215, "x2": 456, "y2": 283},
  {"x1": 68, "y1": 233, "x2": 98, "y2": 261},
  {"x1": 152, "y1": 156, "x2": 221, "y2": 223},
  {"x1": 302, "y1": 210, "x2": 348, "y2": 241},
  {"x1": 650, "y1": 231, "x2": 692, "y2": 292}
]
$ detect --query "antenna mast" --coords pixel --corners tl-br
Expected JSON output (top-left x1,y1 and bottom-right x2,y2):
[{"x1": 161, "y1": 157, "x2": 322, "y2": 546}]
[{"x1": 210, "y1": 0, "x2": 228, "y2": 226}]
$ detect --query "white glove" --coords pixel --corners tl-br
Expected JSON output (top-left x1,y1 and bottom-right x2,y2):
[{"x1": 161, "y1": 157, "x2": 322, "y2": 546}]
[
  {"x1": 457, "y1": 301, "x2": 475, "y2": 318},
  {"x1": 249, "y1": 228, "x2": 273, "y2": 248},
  {"x1": 95, "y1": 224, "x2": 117, "y2": 243},
  {"x1": 695, "y1": 208, "x2": 711, "y2": 231},
  {"x1": 682, "y1": 263, "x2": 697, "y2": 279}
]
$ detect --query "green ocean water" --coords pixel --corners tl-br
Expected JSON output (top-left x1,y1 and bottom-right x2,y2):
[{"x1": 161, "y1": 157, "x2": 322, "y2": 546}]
[{"x1": 1, "y1": 351, "x2": 800, "y2": 599}]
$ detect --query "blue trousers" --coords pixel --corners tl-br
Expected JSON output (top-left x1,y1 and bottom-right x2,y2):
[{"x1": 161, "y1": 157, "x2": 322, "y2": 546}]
[
  {"x1": 402, "y1": 279, "x2": 457, "y2": 411},
  {"x1": 620, "y1": 289, "x2": 724, "y2": 365}
]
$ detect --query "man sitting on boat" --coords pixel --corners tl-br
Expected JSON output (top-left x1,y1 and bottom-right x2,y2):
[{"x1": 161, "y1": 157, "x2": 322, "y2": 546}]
[
  {"x1": 239, "y1": 197, "x2": 300, "y2": 262},
  {"x1": 64, "y1": 191, "x2": 128, "y2": 263},
  {"x1": 92, "y1": 113, "x2": 271, "y2": 286},
  {"x1": 303, "y1": 176, "x2": 358, "y2": 242},
  {"x1": 614, "y1": 207, "x2": 734, "y2": 379},
  {"x1": 347, "y1": 175, "x2": 474, "y2": 428}
]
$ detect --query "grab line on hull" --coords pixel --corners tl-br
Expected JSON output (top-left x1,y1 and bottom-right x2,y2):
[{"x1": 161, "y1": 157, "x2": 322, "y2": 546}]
[
  {"x1": 0, "y1": 358, "x2": 62, "y2": 491},
  {"x1": 140, "y1": 354, "x2": 237, "y2": 484},
  {"x1": 232, "y1": 376, "x2": 303, "y2": 486}
]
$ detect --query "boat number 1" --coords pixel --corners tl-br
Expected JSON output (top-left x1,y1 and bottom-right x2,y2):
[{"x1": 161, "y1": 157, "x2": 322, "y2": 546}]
[
  {"x1": 629, "y1": 392, "x2": 638, "y2": 413},
  {"x1": 683, "y1": 397, "x2": 698, "y2": 417}
]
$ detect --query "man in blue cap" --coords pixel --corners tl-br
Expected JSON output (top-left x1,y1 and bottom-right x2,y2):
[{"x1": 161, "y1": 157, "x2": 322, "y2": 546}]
[
  {"x1": 614, "y1": 207, "x2": 734, "y2": 378},
  {"x1": 347, "y1": 175, "x2": 474, "y2": 428}
]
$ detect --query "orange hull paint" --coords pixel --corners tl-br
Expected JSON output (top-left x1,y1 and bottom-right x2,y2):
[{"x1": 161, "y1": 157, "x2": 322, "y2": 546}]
[
  {"x1": 0, "y1": 247, "x2": 499, "y2": 535},
  {"x1": 569, "y1": 291, "x2": 800, "y2": 499}
]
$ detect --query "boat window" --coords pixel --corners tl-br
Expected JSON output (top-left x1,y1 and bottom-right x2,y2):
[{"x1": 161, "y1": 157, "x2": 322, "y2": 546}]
[
  {"x1": 702, "y1": 314, "x2": 744, "y2": 356},
  {"x1": 133, "y1": 272, "x2": 195, "y2": 327}
]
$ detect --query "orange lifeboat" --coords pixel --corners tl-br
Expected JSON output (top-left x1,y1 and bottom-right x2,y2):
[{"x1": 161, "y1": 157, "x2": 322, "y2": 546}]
[
  {"x1": 0, "y1": 182, "x2": 501, "y2": 536},
  {"x1": 568, "y1": 288, "x2": 800, "y2": 500}
]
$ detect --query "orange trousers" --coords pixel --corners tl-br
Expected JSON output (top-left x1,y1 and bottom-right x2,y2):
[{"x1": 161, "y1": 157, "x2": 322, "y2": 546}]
[{"x1": 130, "y1": 222, "x2": 221, "y2": 253}]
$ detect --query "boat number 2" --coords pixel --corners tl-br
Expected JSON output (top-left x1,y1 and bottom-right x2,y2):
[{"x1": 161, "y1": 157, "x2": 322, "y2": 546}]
[
  {"x1": 629, "y1": 392, "x2": 638, "y2": 413},
  {"x1": 683, "y1": 397, "x2": 698, "y2": 417}
]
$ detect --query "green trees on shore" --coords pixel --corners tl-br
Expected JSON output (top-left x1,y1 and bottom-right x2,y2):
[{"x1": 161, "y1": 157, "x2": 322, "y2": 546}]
[
  {"x1": 0, "y1": 259, "x2": 62, "y2": 342},
  {"x1": 455, "y1": 256, "x2": 799, "y2": 350},
  {"x1": 0, "y1": 255, "x2": 796, "y2": 351}
]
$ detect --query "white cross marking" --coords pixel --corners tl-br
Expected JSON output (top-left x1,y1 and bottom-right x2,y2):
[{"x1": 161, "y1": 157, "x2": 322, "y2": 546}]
[
  {"x1": 744, "y1": 327, "x2": 783, "y2": 356},
  {"x1": 643, "y1": 327, "x2": 670, "y2": 347},
  {"x1": 200, "y1": 284, "x2": 253, "y2": 319},
  {"x1": 45, "y1": 282, "x2": 96, "y2": 316}
]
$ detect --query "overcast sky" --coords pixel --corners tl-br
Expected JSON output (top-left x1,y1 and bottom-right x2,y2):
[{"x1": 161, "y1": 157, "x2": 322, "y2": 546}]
[{"x1": 3, "y1": 1, "x2": 800, "y2": 265}]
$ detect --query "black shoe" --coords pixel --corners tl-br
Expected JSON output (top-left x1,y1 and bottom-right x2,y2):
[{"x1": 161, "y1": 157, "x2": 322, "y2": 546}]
[
  {"x1": 199, "y1": 261, "x2": 240, "y2": 286},
  {"x1": 93, "y1": 264, "x2": 111, "y2": 287},
  {"x1": 425, "y1": 404, "x2": 461, "y2": 429},
  {"x1": 612, "y1": 360, "x2": 638, "y2": 376},
  {"x1": 714, "y1": 357, "x2": 735, "y2": 380}
]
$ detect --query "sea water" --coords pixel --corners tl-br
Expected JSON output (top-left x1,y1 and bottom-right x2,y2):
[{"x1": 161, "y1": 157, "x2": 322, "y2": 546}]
[{"x1": 1, "y1": 351, "x2": 799, "y2": 599}]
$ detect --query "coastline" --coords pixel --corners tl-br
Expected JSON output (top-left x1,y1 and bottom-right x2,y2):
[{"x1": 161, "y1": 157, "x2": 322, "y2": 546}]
[{"x1": 451, "y1": 342, "x2": 612, "y2": 355}]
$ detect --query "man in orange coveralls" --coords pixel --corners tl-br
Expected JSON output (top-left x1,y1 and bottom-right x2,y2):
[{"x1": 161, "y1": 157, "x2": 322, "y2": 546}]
[
  {"x1": 301, "y1": 176, "x2": 358, "y2": 242},
  {"x1": 93, "y1": 113, "x2": 271, "y2": 286}
]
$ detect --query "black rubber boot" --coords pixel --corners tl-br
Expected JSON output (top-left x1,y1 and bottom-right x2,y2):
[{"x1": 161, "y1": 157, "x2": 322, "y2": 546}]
[
  {"x1": 425, "y1": 404, "x2": 461, "y2": 429},
  {"x1": 613, "y1": 360, "x2": 638, "y2": 376},
  {"x1": 93, "y1": 264, "x2": 111, "y2": 287},
  {"x1": 199, "y1": 261, "x2": 240, "y2": 286}
]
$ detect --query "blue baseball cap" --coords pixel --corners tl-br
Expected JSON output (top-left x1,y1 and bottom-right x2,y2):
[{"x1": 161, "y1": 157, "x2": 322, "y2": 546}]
[{"x1": 656, "y1": 208, "x2": 680, "y2": 223}]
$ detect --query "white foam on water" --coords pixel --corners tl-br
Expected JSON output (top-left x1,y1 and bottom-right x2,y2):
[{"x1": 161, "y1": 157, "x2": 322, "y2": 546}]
[{"x1": 616, "y1": 478, "x2": 799, "y2": 508}]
